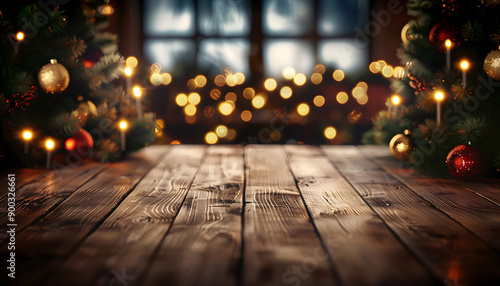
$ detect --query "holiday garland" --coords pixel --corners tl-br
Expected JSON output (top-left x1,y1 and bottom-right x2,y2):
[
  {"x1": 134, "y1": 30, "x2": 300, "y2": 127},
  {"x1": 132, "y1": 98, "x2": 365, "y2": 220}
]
[
  {"x1": 0, "y1": 0, "x2": 155, "y2": 167},
  {"x1": 363, "y1": 0, "x2": 500, "y2": 178}
]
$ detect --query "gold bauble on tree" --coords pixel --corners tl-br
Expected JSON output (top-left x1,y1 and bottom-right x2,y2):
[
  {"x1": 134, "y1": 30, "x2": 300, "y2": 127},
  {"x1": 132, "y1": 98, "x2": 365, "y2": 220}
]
[
  {"x1": 73, "y1": 100, "x2": 98, "y2": 124},
  {"x1": 38, "y1": 59, "x2": 70, "y2": 94},
  {"x1": 389, "y1": 133, "x2": 412, "y2": 161},
  {"x1": 484, "y1": 49, "x2": 500, "y2": 81}
]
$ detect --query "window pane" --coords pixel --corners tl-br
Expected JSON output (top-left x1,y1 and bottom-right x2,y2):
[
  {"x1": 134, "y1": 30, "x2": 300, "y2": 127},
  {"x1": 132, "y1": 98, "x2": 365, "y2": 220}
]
[
  {"x1": 144, "y1": 40, "x2": 195, "y2": 72},
  {"x1": 144, "y1": 0, "x2": 195, "y2": 36},
  {"x1": 263, "y1": 0, "x2": 313, "y2": 36},
  {"x1": 199, "y1": 0, "x2": 250, "y2": 36},
  {"x1": 319, "y1": 39, "x2": 367, "y2": 73},
  {"x1": 263, "y1": 40, "x2": 314, "y2": 78},
  {"x1": 318, "y1": 0, "x2": 365, "y2": 36},
  {"x1": 198, "y1": 39, "x2": 250, "y2": 76}
]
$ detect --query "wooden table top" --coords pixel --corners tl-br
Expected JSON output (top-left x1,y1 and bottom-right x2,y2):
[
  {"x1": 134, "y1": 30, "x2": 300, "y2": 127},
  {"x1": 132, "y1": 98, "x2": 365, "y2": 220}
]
[{"x1": 1, "y1": 145, "x2": 500, "y2": 286}]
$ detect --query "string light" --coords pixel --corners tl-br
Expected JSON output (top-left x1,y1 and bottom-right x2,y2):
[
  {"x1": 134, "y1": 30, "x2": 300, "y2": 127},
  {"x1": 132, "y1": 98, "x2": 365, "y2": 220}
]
[
  {"x1": 126, "y1": 57, "x2": 138, "y2": 68},
  {"x1": 16, "y1": 31, "x2": 25, "y2": 41},
  {"x1": 391, "y1": 95, "x2": 401, "y2": 105},
  {"x1": 324, "y1": 127, "x2": 337, "y2": 140},
  {"x1": 297, "y1": 103, "x2": 310, "y2": 116},
  {"x1": 133, "y1": 86, "x2": 141, "y2": 98}
]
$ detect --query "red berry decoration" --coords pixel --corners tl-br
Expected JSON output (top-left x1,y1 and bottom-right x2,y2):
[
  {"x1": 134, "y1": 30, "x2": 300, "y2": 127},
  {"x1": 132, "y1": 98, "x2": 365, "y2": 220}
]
[
  {"x1": 65, "y1": 129, "x2": 94, "y2": 158},
  {"x1": 429, "y1": 21, "x2": 459, "y2": 52},
  {"x1": 446, "y1": 145, "x2": 483, "y2": 179}
]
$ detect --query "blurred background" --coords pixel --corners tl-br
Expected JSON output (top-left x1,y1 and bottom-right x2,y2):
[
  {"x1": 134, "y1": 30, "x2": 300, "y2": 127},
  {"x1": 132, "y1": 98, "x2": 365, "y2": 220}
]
[{"x1": 108, "y1": 0, "x2": 411, "y2": 145}]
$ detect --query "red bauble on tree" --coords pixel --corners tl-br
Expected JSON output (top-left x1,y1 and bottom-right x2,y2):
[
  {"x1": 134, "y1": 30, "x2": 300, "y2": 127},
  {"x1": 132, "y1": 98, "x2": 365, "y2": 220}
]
[
  {"x1": 65, "y1": 129, "x2": 94, "y2": 159},
  {"x1": 429, "y1": 22, "x2": 459, "y2": 51},
  {"x1": 446, "y1": 145, "x2": 483, "y2": 179}
]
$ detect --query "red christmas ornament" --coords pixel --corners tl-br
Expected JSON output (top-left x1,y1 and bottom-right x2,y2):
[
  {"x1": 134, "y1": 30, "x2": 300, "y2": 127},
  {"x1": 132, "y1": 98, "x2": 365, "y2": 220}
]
[
  {"x1": 65, "y1": 129, "x2": 94, "y2": 158},
  {"x1": 446, "y1": 145, "x2": 483, "y2": 179},
  {"x1": 429, "y1": 22, "x2": 459, "y2": 52}
]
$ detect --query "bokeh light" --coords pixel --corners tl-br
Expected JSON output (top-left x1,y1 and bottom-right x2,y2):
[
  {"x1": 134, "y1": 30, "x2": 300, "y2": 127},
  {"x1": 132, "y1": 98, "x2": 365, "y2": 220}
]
[
  {"x1": 126, "y1": 56, "x2": 138, "y2": 68},
  {"x1": 205, "y1": 132, "x2": 218, "y2": 144},
  {"x1": 195, "y1": 75, "x2": 207, "y2": 87},
  {"x1": 216, "y1": 125, "x2": 228, "y2": 138},
  {"x1": 215, "y1": 75, "x2": 226, "y2": 86},
  {"x1": 311, "y1": 73, "x2": 323, "y2": 85},
  {"x1": 187, "y1": 79, "x2": 197, "y2": 90},
  {"x1": 225, "y1": 92, "x2": 237, "y2": 102},
  {"x1": 124, "y1": 67, "x2": 132, "y2": 76},
  {"x1": 333, "y1": 70, "x2": 345, "y2": 81},
  {"x1": 243, "y1": 87, "x2": 255, "y2": 99},
  {"x1": 271, "y1": 131, "x2": 281, "y2": 141},
  {"x1": 391, "y1": 95, "x2": 401, "y2": 105},
  {"x1": 293, "y1": 73, "x2": 307, "y2": 86},
  {"x1": 16, "y1": 31, "x2": 25, "y2": 41},
  {"x1": 313, "y1": 95, "x2": 325, "y2": 107},
  {"x1": 161, "y1": 73, "x2": 172, "y2": 85},
  {"x1": 314, "y1": 64, "x2": 326, "y2": 75},
  {"x1": 151, "y1": 63, "x2": 161, "y2": 74},
  {"x1": 45, "y1": 139, "x2": 55, "y2": 150},
  {"x1": 280, "y1": 86, "x2": 292, "y2": 99},
  {"x1": 352, "y1": 87, "x2": 365, "y2": 99},
  {"x1": 297, "y1": 103, "x2": 310, "y2": 116},
  {"x1": 176, "y1": 93, "x2": 188, "y2": 106},
  {"x1": 210, "y1": 89, "x2": 221, "y2": 100},
  {"x1": 226, "y1": 75, "x2": 237, "y2": 87},
  {"x1": 382, "y1": 66, "x2": 393, "y2": 78},
  {"x1": 324, "y1": 126, "x2": 337, "y2": 139},
  {"x1": 133, "y1": 86, "x2": 141, "y2": 97},
  {"x1": 219, "y1": 102, "x2": 234, "y2": 115},
  {"x1": 150, "y1": 73, "x2": 162, "y2": 86},
  {"x1": 23, "y1": 130, "x2": 32, "y2": 140},
  {"x1": 252, "y1": 94, "x2": 266, "y2": 109},
  {"x1": 235, "y1": 72, "x2": 245, "y2": 85},
  {"x1": 282, "y1": 67, "x2": 296, "y2": 80},
  {"x1": 184, "y1": 104, "x2": 197, "y2": 116},
  {"x1": 188, "y1": 92, "x2": 201, "y2": 105},
  {"x1": 264, "y1": 78, "x2": 277, "y2": 91},
  {"x1": 241, "y1": 110, "x2": 252, "y2": 122},
  {"x1": 204, "y1": 106, "x2": 215, "y2": 118},
  {"x1": 336, "y1": 92, "x2": 348, "y2": 104}
]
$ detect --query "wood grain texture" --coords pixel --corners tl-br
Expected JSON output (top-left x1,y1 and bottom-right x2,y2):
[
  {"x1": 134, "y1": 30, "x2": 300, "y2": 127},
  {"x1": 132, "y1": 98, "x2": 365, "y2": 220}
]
[
  {"x1": 141, "y1": 145, "x2": 244, "y2": 286},
  {"x1": 0, "y1": 168, "x2": 49, "y2": 197},
  {"x1": 9, "y1": 146, "x2": 167, "y2": 286},
  {"x1": 243, "y1": 145, "x2": 337, "y2": 286},
  {"x1": 359, "y1": 145, "x2": 500, "y2": 254},
  {"x1": 323, "y1": 145, "x2": 500, "y2": 286},
  {"x1": 284, "y1": 145, "x2": 433, "y2": 286},
  {"x1": 42, "y1": 145, "x2": 206, "y2": 286}
]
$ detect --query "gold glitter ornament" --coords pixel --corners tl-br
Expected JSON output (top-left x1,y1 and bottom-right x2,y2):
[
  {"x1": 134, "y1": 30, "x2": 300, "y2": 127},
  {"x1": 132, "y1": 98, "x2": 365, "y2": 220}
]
[
  {"x1": 484, "y1": 49, "x2": 500, "y2": 81},
  {"x1": 389, "y1": 133, "x2": 412, "y2": 161},
  {"x1": 38, "y1": 59, "x2": 70, "y2": 94}
]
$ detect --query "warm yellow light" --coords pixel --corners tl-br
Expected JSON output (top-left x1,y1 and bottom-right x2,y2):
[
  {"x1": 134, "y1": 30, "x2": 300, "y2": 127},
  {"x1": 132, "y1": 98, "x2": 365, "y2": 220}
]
[
  {"x1": 215, "y1": 75, "x2": 226, "y2": 86},
  {"x1": 188, "y1": 92, "x2": 201, "y2": 105},
  {"x1": 119, "y1": 121, "x2": 127, "y2": 130},
  {"x1": 235, "y1": 72, "x2": 245, "y2": 85},
  {"x1": 205, "y1": 132, "x2": 218, "y2": 144},
  {"x1": 391, "y1": 95, "x2": 401, "y2": 105},
  {"x1": 225, "y1": 92, "x2": 237, "y2": 102},
  {"x1": 210, "y1": 89, "x2": 221, "y2": 100},
  {"x1": 187, "y1": 79, "x2": 197, "y2": 90},
  {"x1": 23, "y1": 131, "x2": 32, "y2": 140},
  {"x1": 161, "y1": 73, "x2": 172, "y2": 85},
  {"x1": 280, "y1": 86, "x2": 292, "y2": 99},
  {"x1": 216, "y1": 125, "x2": 228, "y2": 138},
  {"x1": 324, "y1": 126, "x2": 337, "y2": 140},
  {"x1": 337, "y1": 92, "x2": 348, "y2": 104},
  {"x1": 16, "y1": 31, "x2": 25, "y2": 41},
  {"x1": 313, "y1": 95, "x2": 325, "y2": 107},
  {"x1": 460, "y1": 60, "x2": 469, "y2": 70},
  {"x1": 150, "y1": 73, "x2": 162, "y2": 86},
  {"x1": 133, "y1": 86, "x2": 141, "y2": 98},
  {"x1": 282, "y1": 67, "x2": 296, "y2": 80},
  {"x1": 311, "y1": 73, "x2": 323, "y2": 85},
  {"x1": 435, "y1": 91, "x2": 445, "y2": 101},
  {"x1": 252, "y1": 95, "x2": 266, "y2": 109},
  {"x1": 241, "y1": 110, "x2": 252, "y2": 122},
  {"x1": 357, "y1": 95, "x2": 369, "y2": 105},
  {"x1": 356, "y1": 81, "x2": 368, "y2": 91},
  {"x1": 243, "y1": 87, "x2": 255, "y2": 99},
  {"x1": 445, "y1": 39, "x2": 452, "y2": 48},
  {"x1": 171, "y1": 140, "x2": 181, "y2": 145},
  {"x1": 333, "y1": 70, "x2": 345, "y2": 81},
  {"x1": 293, "y1": 73, "x2": 306, "y2": 86},
  {"x1": 124, "y1": 67, "x2": 132, "y2": 77},
  {"x1": 271, "y1": 131, "x2": 281, "y2": 141},
  {"x1": 352, "y1": 87, "x2": 365, "y2": 99},
  {"x1": 184, "y1": 104, "x2": 197, "y2": 116},
  {"x1": 126, "y1": 57, "x2": 138, "y2": 68},
  {"x1": 297, "y1": 103, "x2": 310, "y2": 116},
  {"x1": 393, "y1": 66, "x2": 405, "y2": 78},
  {"x1": 176, "y1": 93, "x2": 188, "y2": 106},
  {"x1": 382, "y1": 66, "x2": 394, "y2": 78},
  {"x1": 151, "y1": 63, "x2": 161, "y2": 74},
  {"x1": 369, "y1": 62, "x2": 380, "y2": 73},
  {"x1": 226, "y1": 129, "x2": 237, "y2": 140},
  {"x1": 264, "y1": 78, "x2": 277, "y2": 91},
  {"x1": 195, "y1": 75, "x2": 207, "y2": 87},
  {"x1": 314, "y1": 64, "x2": 326, "y2": 75},
  {"x1": 226, "y1": 75, "x2": 237, "y2": 87},
  {"x1": 45, "y1": 139, "x2": 55, "y2": 150},
  {"x1": 219, "y1": 102, "x2": 234, "y2": 115}
]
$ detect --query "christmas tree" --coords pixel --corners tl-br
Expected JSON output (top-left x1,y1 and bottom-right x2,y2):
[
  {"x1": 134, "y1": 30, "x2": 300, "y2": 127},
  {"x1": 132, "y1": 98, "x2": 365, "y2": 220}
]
[
  {"x1": 363, "y1": 0, "x2": 500, "y2": 178},
  {"x1": 0, "y1": 0, "x2": 155, "y2": 167}
]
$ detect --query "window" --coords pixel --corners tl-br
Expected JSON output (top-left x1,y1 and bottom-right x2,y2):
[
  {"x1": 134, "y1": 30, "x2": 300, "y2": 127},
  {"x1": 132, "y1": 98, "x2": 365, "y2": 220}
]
[{"x1": 143, "y1": 0, "x2": 368, "y2": 78}]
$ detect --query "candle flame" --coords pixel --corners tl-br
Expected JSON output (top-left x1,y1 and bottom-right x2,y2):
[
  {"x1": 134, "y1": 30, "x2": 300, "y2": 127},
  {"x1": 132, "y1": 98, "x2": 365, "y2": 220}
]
[
  {"x1": 445, "y1": 39, "x2": 452, "y2": 48},
  {"x1": 23, "y1": 130, "x2": 32, "y2": 140},
  {"x1": 119, "y1": 120, "x2": 128, "y2": 130},
  {"x1": 133, "y1": 86, "x2": 141, "y2": 97},
  {"x1": 460, "y1": 60, "x2": 469, "y2": 70},
  {"x1": 391, "y1": 95, "x2": 401, "y2": 105},
  {"x1": 45, "y1": 139, "x2": 55, "y2": 150},
  {"x1": 16, "y1": 31, "x2": 25, "y2": 41},
  {"x1": 435, "y1": 91, "x2": 445, "y2": 101},
  {"x1": 124, "y1": 67, "x2": 132, "y2": 76}
]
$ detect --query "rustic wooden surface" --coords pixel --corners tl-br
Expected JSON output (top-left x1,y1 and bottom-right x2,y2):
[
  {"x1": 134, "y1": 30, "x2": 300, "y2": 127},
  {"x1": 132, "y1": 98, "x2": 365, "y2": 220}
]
[{"x1": 1, "y1": 145, "x2": 500, "y2": 286}]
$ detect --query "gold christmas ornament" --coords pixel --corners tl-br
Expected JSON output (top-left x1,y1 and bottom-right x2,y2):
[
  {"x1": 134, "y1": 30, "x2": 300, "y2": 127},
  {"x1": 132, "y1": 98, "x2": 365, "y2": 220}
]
[
  {"x1": 484, "y1": 49, "x2": 500, "y2": 81},
  {"x1": 73, "y1": 100, "x2": 98, "y2": 123},
  {"x1": 389, "y1": 133, "x2": 412, "y2": 161},
  {"x1": 38, "y1": 59, "x2": 70, "y2": 94}
]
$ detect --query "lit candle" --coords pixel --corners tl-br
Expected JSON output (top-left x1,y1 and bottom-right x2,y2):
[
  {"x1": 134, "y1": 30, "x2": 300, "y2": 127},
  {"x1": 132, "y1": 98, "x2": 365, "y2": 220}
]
[
  {"x1": 124, "y1": 67, "x2": 132, "y2": 97},
  {"x1": 445, "y1": 39, "x2": 452, "y2": 72},
  {"x1": 45, "y1": 139, "x2": 55, "y2": 169},
  {"x1": 460, "y1": 60, "x2": 469, "y2": 88},
  {"x1": 133, "y1": 86, "x2": 143, "y2": 120},
  {"x1": 15, "y1": 31, "x2": 24, "y2": 51},
  {"x1": 390, "y1": 95, "x2": 401, "y2": 118},
  {"x1": 119, "y1": 120, "x2": 127, "y2": 151},
  {"x1": 435, "y1": 91, "x2": 445, "y2": 127},
  {"x1": 23, "y1": 130, "x2": 32, "y2": 153}
]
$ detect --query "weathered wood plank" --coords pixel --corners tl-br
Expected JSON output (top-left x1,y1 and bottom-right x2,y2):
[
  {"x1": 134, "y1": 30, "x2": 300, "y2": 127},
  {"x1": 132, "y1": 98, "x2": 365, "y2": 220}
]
[
  {"x1": 141, "y1": 145, "x2": 244, "y2": 286},
  {"x1": 359, "y1": 145, "x2": 500, "y2": 254},
  {"x1": 284, "y1": 145, "x2": 433, "y2": 286},
  {"x1": 0, "y1": 168, "x2": 49, "y2": 197},
  {"x1": 7, "y1": 146, "x2": 168, "y2": 286},
  {"x1": 323, "y1": 146, "x2": 500, "y2": 285},
  {"x1": 43, "y1": 145, "x2": 206, "y2": 286},
  {"x1": 243, "y1": 145, "x2": 338, "y2": 286}
]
